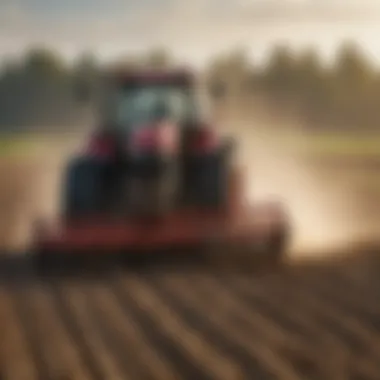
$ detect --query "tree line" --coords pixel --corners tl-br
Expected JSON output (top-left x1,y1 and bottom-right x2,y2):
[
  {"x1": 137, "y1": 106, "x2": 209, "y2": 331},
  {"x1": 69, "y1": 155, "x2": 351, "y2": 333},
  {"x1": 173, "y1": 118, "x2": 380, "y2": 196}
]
[{"x1": 0, "y1": 42, "x2": 379, "y2": 132}]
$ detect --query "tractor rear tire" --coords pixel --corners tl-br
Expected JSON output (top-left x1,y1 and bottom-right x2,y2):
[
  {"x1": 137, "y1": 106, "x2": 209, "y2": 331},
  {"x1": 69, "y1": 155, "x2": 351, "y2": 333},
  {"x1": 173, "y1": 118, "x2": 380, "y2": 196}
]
[
  {"x1": 34, "y1": 250, "x2": 61, "y2": 276},
  {"x1": 188, "y1": 140, "x2": 233, "y2": 209},
  {"x1": 63, "y1": 156, "x2": 108, "y2": 218}
]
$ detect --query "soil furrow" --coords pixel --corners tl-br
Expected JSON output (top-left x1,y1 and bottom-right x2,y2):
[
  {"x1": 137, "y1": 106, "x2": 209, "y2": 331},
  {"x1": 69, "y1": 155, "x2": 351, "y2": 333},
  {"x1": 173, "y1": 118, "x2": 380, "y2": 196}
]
[{"x1": 114, "y1": 274, "x2": 244, "y2": 380}]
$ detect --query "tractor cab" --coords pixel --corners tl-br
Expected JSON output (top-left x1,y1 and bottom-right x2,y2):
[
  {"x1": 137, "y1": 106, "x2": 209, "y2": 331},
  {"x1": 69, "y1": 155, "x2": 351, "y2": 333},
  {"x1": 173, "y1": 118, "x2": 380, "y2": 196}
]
[
  {"x1": 101, "y1": 71, "x2": 203, "y2": 131},
  {"x1": 79, "y1": 69, "x2": 216, "y2": 159},
  {"x1": 78, "y1": 69, "x2": 208, "y2": 131}
]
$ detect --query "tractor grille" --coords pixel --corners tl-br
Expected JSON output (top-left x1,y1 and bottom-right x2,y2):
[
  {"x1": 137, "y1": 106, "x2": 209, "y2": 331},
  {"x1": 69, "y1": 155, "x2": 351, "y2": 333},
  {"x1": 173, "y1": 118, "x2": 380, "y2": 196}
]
[{"x1": 123, "y1": 161, "x2": 179, "y2": 218}]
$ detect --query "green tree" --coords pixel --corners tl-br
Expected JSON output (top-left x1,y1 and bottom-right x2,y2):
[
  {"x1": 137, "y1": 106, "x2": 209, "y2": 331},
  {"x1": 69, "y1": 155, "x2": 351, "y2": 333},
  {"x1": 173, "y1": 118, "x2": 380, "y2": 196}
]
[
  {"x1": 334, "y1": 42, "x2": 374, "y2": 90},
  {"x1": 23, "y1": 47, "x2": 65, "y2": 79},
  {"x1": 331, "y1": 42, "x2": 375, "y2": 127},
  {"x1": 292, "y1": 49, "x2": 329, "y2": 125},
  {"x1": 206, "y1": 48, "x2": 251, "y2": 101},
  {"x1": 262, "y1": 45, "x2": 297, "y2": 94},
  {"x1": 72, "y1": 52, "x2": 100, "y2": 103},
  {"x1": 144, "y1": 47, "x2": 172, "y2": 68},
  {"x1": 0, "y1": 47, "x2": 79, "y2": 131}
]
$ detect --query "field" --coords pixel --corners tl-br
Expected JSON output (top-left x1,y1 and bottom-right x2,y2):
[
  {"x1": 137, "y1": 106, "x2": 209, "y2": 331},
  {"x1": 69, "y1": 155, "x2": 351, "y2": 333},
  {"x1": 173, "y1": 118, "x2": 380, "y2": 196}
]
[
  {"x1": 2, "y1": 255, "x2": 380, "y2": 380},
  {"x1": 0, "y1": 127, "x2": 380, "y2": 380}
]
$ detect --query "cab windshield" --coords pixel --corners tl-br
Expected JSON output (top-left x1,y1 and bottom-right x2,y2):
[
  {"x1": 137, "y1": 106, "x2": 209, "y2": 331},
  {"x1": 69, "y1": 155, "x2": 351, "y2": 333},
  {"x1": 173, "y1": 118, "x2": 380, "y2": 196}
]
[{"x1": 106, "y1": 84, "x2": 197, "y2": 129}]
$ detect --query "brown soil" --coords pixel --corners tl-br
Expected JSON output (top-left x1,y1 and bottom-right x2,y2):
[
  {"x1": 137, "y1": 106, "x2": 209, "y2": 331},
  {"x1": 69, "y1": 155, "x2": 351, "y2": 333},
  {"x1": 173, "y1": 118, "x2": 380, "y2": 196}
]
[
  {"x1": 0, "y1": 158, "x2": 56, "y2": 251},
  {"x1": 1, "y1": 255, "x2": 380, "y2": 380}
]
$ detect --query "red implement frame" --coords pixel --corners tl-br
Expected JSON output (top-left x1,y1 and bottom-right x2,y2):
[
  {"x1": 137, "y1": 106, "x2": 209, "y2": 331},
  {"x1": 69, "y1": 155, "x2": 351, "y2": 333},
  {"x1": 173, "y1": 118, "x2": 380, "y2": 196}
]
[{"x1": 32, "y1": 170, "x2": 286, "y2": 253}]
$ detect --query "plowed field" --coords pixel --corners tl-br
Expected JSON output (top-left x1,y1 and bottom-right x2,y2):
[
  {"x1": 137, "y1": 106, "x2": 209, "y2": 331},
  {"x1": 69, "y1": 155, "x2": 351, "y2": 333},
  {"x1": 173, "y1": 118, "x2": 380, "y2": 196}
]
[{"x1": 2, "y1": 256, "x2": 380, "y2": 380}]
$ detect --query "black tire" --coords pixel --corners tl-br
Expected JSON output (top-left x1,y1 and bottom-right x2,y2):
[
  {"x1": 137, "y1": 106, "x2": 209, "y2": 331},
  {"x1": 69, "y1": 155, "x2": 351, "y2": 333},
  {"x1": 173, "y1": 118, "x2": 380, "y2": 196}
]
[
  {"x1": 63, "y1": 156, "x2": 108, "y2": 218},
  {"x1": 189, "y1": 139, "x2": 234, "y2": 209},
  {"x1": 34, "y1": 250, "x2": 87, "y2": 276},
  {"x1": 34, "y1": 250, "x2": 57, "y2": 276}
]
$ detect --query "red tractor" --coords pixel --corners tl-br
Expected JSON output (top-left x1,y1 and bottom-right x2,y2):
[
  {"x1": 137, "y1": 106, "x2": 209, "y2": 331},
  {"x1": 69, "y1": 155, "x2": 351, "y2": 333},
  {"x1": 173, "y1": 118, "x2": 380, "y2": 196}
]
[{"x1": 32, "y1": 68, "x2": 289, "y2": 269}]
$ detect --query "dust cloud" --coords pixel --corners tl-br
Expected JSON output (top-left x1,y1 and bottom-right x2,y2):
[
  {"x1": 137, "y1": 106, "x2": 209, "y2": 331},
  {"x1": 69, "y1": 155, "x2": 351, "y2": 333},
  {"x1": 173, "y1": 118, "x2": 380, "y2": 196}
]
[
  {"x1": 0, "y1": 131, "x2": 87, "y2": 252},
  {"x1": 227, "y1": 120, "x2": 377, "y2": 259}
]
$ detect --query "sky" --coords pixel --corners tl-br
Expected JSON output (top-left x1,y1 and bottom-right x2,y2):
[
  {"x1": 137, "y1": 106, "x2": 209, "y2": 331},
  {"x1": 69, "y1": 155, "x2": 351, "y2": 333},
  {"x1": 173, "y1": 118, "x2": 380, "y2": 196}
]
[{"x1": 2, "y1": 0, "x2": 380, "y2": 66}]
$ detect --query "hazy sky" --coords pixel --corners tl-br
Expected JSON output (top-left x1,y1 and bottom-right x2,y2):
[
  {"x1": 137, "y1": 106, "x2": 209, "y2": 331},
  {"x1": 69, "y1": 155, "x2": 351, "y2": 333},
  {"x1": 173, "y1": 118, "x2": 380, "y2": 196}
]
[{"x1": 2, "y1": 0, "x2": 380, "y2": 66}]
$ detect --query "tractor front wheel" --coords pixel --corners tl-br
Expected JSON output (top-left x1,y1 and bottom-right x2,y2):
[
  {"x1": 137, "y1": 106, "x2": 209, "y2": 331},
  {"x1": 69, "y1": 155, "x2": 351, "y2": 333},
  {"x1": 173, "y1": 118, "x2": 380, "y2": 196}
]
[{"x1": 63, "y1": 156, "x2": 109, "y2": 219}]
